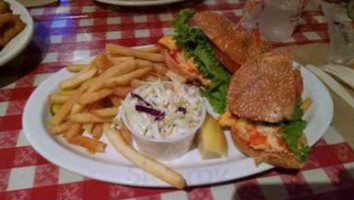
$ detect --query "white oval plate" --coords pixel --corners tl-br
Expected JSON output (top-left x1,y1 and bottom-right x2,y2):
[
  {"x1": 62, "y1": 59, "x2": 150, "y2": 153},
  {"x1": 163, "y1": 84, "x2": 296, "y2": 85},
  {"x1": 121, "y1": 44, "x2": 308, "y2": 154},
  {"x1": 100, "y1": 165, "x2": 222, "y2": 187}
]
[
  {"x1": 94, "y1": 0, "x2": 185, "y2": 6},
  {"x1": 0, "y1": 0, "x2": 34, "y2": 67},
  {"x1": 22, "y1": 60, "x2": 333, "y2": 187}
]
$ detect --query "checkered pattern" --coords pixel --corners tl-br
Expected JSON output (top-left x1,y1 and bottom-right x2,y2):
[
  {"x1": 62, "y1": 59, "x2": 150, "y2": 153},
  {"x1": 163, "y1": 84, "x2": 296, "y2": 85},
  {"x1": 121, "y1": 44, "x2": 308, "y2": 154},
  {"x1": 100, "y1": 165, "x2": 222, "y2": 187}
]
[{"x1": 0, "y1": 0, "x2": 352, "y2": 199}]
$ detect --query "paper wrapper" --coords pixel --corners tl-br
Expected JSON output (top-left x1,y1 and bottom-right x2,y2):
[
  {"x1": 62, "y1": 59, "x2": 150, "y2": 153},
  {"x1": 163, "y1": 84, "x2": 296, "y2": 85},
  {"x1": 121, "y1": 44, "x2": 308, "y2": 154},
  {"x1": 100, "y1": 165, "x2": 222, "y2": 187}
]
[
  {"x1": 16, "y1": 0, "x2": 58, "y2": 7},
  {"x1": 277, "y1": 43, "x2": 354, "y2": 148}
]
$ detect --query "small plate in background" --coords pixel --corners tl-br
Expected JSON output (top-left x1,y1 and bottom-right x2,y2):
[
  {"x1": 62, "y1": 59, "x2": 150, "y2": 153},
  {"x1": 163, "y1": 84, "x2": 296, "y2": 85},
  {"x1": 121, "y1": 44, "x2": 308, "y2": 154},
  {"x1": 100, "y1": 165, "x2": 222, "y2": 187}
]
[{"x1": 0, "y1": 0, "x2": 34, "y2": 67}]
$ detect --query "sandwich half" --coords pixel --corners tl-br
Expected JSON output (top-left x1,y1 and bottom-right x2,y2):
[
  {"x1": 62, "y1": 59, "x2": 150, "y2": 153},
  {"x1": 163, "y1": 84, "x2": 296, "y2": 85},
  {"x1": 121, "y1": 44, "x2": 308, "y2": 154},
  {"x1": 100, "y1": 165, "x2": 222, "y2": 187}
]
[
  {"x1": 157, "y1": 9, "x2": 270, "y2": 113},
  {"x1": 219, "y1": 51, "x2": 310, "y2": 168}
]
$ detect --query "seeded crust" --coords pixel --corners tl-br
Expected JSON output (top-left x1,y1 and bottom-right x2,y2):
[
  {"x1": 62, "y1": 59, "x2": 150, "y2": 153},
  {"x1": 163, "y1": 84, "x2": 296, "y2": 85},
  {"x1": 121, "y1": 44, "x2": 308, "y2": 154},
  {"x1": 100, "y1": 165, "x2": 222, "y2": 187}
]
[
  {"x1": 211, "y1": 43, "x2": 241, "y2": 73},
  {"x1": 227, "y1": 52, "x2": 297, "y2": 123},
  {"x1": 231, "y1": 126, "x2": 303, "y2": 169},
  {"x1": 193, "y1": 11, "x2": 270, "y2": 72}
]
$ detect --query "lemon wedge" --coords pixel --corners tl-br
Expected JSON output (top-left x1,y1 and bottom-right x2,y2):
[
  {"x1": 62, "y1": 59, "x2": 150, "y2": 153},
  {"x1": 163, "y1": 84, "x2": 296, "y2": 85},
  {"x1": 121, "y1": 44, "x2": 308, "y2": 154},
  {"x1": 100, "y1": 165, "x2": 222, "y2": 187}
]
[{"x1": 198, "y1": 114, "x2": 228, "y2": 159}]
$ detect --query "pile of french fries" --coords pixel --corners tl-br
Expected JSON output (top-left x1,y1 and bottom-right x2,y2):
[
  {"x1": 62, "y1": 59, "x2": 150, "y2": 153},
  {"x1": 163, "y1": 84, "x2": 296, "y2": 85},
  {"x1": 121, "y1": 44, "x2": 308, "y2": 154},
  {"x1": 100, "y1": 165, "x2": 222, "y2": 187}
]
[
  {"x1": 48, "y1": 44, "x2": 169, "y2": 154},
  {"x1": 48, "y1": 44, "x2": 187, "y2": 188}
]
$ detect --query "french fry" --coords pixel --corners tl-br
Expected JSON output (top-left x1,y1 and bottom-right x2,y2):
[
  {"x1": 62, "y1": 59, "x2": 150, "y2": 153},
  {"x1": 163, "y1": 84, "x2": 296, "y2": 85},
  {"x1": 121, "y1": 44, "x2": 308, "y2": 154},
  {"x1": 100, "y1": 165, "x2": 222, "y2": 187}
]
[
  {"x1": 142, "y1": 70, "x2": 170, "y2": 82},
  {"x1": 68, "y1": 113, "x2": 112, "y2": 123},
  {"x1": 51, "y1": 87, "x2": 87, "y2": 125},
  {"x1": 144, "y1": 75, "x2": 159, "y2": 82},
  {"x1": 137, "y1": 59, "x2": 153, "y2": 68},
  {"x1": 92, "y1": 107, "x2": 119, "y2": 118},
  {"x1": 87, "y1": 100, "x2": 104, "y2": 111},
  {"x1": 103, "y1": 122, "x2": 131, "y2": 146},
  {"x1": 109, "y1": 57, "x2": 135, "y2": 66},
  {"x1": 65, "y1": 123, "x2": 83, "y2": 141},
  {"x1": 92, "y1": 53, "x2": 112, "y2": 69},
  {"x1": 83, "y1": 123, "x2": 94, "y2": 133},
  {"x1": 120, "y1": 123, "x2": 132, "y2": 146},
  {"x1": 87, "y1": 60, "x2": 137, "y2": 93},
  {"x1": 103, "y1": 123, "x2": 111, "y2": 132},
  {"x1": 69, "y1": 135, "x2": 106, "y2": 153},
  {"x1": 78, "y1": 89, "x2": 113, "y2": 105},
  {"x1": 106, "y1": 128, "x2": 186, "y2": 189},
  {"x1": 112, "y1": 87, "x2": 132, "y2": 98},
  {"x1": 89, "y1": 101, "x2": 107, "y2": 113},
  {"x1": 153, "y1": 63, "x2": 168, "y2": 75},
  {"x1": 151, "y1": 73, "x2": 169, "y2": 81},
  {"x1": 66, "y1": 64, "x2": 89, "y2": 72},
  {"x1": 301, "y1": 98, "x2": 313, "y2": 112},
  {"x1": 59, "y1": 89, "x2": 76, "y2": 96},
  {"x1": 48, "y1": 122, "x2": 70, "y2": 135},
  {"x1": 49, "y1": 94, "x2": 70, "y2": 104},
  {"x1": 106, "y1": 44, "x2": 164, "y2": 62},
  {"x1": 139, "y1": 46, "x2": 159, "y2": 53},
  {"x1": 110, "y1": 56, "x2": 135, "y2": 61},
  {"x1": 70, "y1": 103, "x2": 84, "y2": 114},
  {"x1": 166, "y1": 70, "x2": 186, "y2": 83},
  {"x1": 104, "y1": 67, "x2": 152, "y2": 88},
  {"x1": 80, "y1": 76, "x2": 99, "y2": 90},
  {"x1": 60, "y1": 68, "x2": 97, "y2": 89},
  {"x1": 92, "y1": 123, "x2": 103, "y2": 140},
  {"x1": 130, "y1": 79, "x2": 149, "y2": 88},
  {"x1": 101, "y1": 60, "x2": 137, "y2": 79},
  {"x1": 108, "y1": 95, "x2": 122, "y2": 107}
]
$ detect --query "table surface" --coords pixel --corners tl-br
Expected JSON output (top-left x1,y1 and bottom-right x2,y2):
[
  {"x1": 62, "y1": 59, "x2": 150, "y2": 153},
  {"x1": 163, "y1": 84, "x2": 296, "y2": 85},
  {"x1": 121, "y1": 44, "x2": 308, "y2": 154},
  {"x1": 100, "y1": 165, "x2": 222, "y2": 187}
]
[{"x1": 1, "y1": 0, "x2": 354, "y2": 199}]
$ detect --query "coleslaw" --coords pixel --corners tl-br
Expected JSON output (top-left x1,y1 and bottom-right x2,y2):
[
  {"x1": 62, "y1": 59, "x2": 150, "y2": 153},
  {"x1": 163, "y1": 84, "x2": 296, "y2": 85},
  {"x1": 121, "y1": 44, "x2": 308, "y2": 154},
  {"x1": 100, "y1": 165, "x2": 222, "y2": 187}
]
[{"x1": 119, "y1": 81, "x2": 204, "y2": 139}]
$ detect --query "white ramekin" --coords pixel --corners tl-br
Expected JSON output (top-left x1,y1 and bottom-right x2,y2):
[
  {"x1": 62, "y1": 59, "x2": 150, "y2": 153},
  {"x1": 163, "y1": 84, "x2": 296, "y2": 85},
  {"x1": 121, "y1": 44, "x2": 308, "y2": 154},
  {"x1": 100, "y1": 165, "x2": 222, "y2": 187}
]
[{"x1": 120, "y1": 82, "x2": 206, "y2": 160}]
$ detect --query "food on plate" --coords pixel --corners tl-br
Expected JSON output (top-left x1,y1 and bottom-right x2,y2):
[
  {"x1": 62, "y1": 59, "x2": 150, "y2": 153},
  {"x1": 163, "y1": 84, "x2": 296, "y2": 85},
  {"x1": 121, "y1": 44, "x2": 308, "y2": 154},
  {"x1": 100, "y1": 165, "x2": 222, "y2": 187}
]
[
  {"x1": 109, "y1": 121, "x2": 132, "y2": 146},
  {"x1": 0, "y1": 0, "x2": 10, "y2": 14},
  {"x1": 121, "y1": 81, "x2": 204, "y2": 139},
  {"x1": 193, "y1": 11, "x2": 271, "y2": 73},
  {"x1": 70, "y1": 135, "x2": 107, "y2": 153},
  {"x1": 60, "y1": 68, "x2": 98, "y2": 90},
  {"x1": 47, "y1": 44, "x2": 168, "y2": 154},
  {"x1": 106, "y1": 44, "x2": 164, "y2": 62},
  {"x1": 197, "y1": 114, "x2": 228, "y2": 159},
  {"x1": 157, "y1": 9, "x2": 270, "y2": 113},
  {"x1": 0, "y1": 13, "x2": 25, "y2": 47},
  {"x1": 91, "y1": 107, "x2": 119, "y2": 118},
  {"x1": 301, "y1": 98, "x2": 313, "y2": 113},
  {"x1": 43, "y1": 8, "x2": 317, "y2": 188},
  {"x1": 220, "y1": 51, "x2": 311, "y2": 168},
  {"x1": 105, "y1": 126, "x2": 186, "y2": 189},
  {"x1": 0, "y1": 1, "x2": 26, "y2": 48},
  {"x1": 119, "y1": 81, "x2": 206, "y2": 160},
  {"x1": 48, "y1": 121, "x2": 69, "y2": 135},
  {"x1": 66, "y1": 64, "x2": 89, "y2": 72}
]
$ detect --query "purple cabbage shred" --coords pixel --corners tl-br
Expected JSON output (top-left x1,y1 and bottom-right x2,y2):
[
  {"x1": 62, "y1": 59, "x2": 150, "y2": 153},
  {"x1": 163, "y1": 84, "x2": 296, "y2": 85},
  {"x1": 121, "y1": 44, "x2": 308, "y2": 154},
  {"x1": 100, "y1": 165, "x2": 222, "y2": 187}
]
[
  {"x1": 131, "y1": 92, "x2": 152, "y2": 107},
  {"x1": 177, "y1": 107, "x2": 187, "y2": 114},
  {"x1": 135, "y1": 104, "x2": 165, "y2": 120}
]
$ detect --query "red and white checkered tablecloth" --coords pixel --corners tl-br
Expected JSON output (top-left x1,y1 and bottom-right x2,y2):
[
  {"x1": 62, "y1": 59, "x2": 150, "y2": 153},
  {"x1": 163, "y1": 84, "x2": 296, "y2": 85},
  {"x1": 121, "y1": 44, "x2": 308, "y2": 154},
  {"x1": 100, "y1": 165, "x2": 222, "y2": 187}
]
[{"x1": 1, "y1": 0, "x2": 354, "y2": 199}]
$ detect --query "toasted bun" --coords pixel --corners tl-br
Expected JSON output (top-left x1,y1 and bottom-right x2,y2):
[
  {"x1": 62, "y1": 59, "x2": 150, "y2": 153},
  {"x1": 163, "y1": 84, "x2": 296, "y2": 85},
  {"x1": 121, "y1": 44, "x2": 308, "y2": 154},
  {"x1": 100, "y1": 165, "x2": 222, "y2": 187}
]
[
  {"x1": 193, "y1": 11, "x2": 270, "y2": 73},
  {"x1": 230, "y1": 126, "x2": 303, "y2": 169},
  {"x1": 227, "y1": 52, "x2": 297, "y2": 123},
  {"x1": 211, "y1": 43, "x2": 241, "y2": 73}
]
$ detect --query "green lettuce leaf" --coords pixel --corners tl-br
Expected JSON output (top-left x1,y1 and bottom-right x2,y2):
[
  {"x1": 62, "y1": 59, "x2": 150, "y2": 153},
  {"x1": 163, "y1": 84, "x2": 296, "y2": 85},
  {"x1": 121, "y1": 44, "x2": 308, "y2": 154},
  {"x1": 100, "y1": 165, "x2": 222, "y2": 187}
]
[
  {"x1": 282, "y1": 101, "x2": 311, "y2": 163},
  {"x1": 172, "y1": 9, "x2": 231, "y2": 113}
]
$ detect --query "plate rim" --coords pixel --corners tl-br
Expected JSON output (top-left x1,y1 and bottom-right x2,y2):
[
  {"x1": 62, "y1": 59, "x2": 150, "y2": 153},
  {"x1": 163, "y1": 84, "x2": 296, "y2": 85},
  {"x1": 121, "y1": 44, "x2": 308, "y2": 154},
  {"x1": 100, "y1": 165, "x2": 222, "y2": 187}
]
[
  {"x1": 0, "y1": 0, "x2": 34, "y2": 67},
  {"x1": 94, "y1": 0, "x2": 185, "y2": 6},
  {"x1": 22, "y1": 58, "x2": 333, "y2": 188}
]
